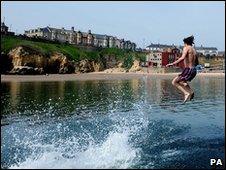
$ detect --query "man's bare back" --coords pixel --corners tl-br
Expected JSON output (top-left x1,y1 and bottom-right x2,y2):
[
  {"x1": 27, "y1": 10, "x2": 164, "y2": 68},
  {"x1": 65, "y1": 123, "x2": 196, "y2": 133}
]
[{"x1": 183, "y1": 46, "x2": 196, "y2": 68}]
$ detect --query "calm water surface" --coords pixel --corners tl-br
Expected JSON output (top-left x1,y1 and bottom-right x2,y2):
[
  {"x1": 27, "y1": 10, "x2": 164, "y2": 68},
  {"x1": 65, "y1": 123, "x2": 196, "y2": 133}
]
[{"x1": 1, "y1": 76, "x2": 225, "y2": 169}]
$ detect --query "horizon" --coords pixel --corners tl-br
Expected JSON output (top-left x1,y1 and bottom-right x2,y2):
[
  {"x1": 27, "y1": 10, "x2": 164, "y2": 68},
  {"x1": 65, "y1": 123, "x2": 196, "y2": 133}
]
[{"x1": 1, "y1": 1, "x2": 225, "y2": 50}]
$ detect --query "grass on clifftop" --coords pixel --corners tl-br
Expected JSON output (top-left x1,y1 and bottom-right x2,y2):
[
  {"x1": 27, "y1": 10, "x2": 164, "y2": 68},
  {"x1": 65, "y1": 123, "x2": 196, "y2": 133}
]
[
  {"x1": 1, "y1": 35, "x2": 146, "y2": 68},
  {"x1": 1, "y1": 35, "x2": 83, "y2": 60}
]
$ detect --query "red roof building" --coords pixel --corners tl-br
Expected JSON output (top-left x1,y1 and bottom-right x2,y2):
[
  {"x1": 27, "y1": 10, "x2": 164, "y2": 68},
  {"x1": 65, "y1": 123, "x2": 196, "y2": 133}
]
[{"x1": 146, "y1": 48, "x2": 185, "y2": 69}]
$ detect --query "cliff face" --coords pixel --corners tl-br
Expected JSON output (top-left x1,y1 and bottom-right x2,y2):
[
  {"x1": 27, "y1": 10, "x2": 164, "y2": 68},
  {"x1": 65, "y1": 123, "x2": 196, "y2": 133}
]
[
  {"x1": 47, "y1": 52, "x2": 75, "y2": 74},
  {"x1": 103, "y1": 55, "x2": 118, "y2": 68},
  {"x1": 8, "y1": 46, "x2": 48, "y2": 74},
  {"x1": 104, "y1": 62, "x2": 127, "y2": 73},
  {"x1": 3, "y1": 46, "x2": 142, "y2": 75},
  {"x1": 4, "y1": 46, "x2": 108, "y2": 74},
  {"x1": 9, "y1": 46, "x2": 47, "y2": 67},
  {"x1": 1, "y1": 52, "x2": 13, "y2": 74},
  {"x1": 128, "y1": 60, "x2": 143, "y2": 72}
]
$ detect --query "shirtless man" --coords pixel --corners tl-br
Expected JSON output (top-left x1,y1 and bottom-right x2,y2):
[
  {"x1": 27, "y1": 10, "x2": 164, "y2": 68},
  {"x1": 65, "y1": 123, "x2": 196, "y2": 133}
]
[{"x1": 166, "y1": 35, "x2": 198, "y2": 103}]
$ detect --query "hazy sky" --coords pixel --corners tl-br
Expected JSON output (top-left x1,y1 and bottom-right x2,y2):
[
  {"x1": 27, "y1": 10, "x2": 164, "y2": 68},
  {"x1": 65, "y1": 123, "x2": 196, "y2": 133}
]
[{"x1": 1, "y1": 1, "x2": 225, "y2": 50}]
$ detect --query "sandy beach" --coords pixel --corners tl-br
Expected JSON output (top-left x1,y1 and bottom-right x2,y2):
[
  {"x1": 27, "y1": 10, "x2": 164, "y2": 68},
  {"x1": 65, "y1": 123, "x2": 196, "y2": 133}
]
[{"x1": 1, "y1": 72, "x2": 225, "y2": 82}]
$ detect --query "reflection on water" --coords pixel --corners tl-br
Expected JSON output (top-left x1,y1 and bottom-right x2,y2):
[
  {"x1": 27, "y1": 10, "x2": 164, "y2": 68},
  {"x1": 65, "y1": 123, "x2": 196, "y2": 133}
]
[
  {"x1": 1, "y1": 76, "x2": 225, "y2": 169},
  {"x1": 2, "y1": 77, "x2": 224, "y2": 114}
]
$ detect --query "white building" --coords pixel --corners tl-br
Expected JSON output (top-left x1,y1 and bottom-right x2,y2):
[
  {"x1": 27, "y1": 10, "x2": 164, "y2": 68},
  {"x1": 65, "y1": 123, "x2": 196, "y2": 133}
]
[
  {"x1": 195, "y1": 45, "x2": 218, "y2": 56},
  {"x1": 24, "y1": 26, "x2": 136, "y2": 51},
  {"x1": 146, "y1": 52, "x2": 162, "y2": 67},
  {"x1": 146, "y1": 43, "x2": 175, "y2": 52}
]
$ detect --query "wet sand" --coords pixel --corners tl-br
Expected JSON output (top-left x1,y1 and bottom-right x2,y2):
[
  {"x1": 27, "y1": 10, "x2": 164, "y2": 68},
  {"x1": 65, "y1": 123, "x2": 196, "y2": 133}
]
[{"x1": 1, "y1": 72, "x2": 225, "y2": 82}]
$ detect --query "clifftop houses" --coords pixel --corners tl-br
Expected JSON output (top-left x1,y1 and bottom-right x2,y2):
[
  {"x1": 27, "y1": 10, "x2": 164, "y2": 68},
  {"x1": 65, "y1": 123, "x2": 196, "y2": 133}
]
[
  {"x1": 24, "y1": 26, "x2": 136, "y2": 51},
  {"x1": 195, "y1": 46, "x2": 218, "y2": 56},
  {"x1": 1, "y1": 22, "x2": 221, "y2": 55},
  {"x1": 1, "y1": 22, "x2": 15, "y2": 35},
  {"x1": 146, "y1": 43, "x2": 219, "y2": 56}
]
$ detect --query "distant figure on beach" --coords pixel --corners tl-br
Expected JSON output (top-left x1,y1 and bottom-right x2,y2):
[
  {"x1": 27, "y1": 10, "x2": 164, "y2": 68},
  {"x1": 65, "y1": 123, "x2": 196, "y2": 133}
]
[{"x1": 166, "y1": 35, "x2": 198, "y2": 103}]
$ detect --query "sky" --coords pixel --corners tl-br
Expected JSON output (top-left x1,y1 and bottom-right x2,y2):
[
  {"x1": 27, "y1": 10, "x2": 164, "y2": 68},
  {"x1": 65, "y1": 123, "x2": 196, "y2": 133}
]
[{"x1": 1, "y1": 1, "x2": 225, "y2": 50}]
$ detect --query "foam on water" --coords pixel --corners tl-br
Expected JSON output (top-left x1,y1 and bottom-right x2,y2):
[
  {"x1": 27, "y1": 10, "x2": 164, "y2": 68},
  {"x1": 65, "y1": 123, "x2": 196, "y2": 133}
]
[
  {"x1": 8, "y1": 100, "x2": 149, "y2": 169},
  {"x1": 10, "y1": 130, "x2": 139, "y2": 169}
]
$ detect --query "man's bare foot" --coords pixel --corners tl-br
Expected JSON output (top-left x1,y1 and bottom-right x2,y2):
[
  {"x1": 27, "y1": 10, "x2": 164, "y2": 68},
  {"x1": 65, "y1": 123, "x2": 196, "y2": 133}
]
[{"x1": 183, "y1": 93, "x2": 191, "y2": 104}]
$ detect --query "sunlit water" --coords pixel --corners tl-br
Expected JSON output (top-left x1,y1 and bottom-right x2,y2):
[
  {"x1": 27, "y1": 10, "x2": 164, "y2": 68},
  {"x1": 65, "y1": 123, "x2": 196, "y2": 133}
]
[{"x1": 1, "y1": 76, "x2": 225, "y2": 169}]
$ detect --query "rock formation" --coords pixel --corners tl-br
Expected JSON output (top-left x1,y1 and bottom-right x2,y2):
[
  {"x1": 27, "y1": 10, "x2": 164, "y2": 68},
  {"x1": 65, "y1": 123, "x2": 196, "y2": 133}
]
[
  {"x1": 49, "y1": 52, "x2": 74, "y2": 74},
  {"x1": 129, "y1": 60, "x2": 143, "y2": 72},
  {"x1": 104, "y1": 55, "x2": 118, "y2": 68},
  {"x1": 8, "y1": 46, "x2": 47, "y2": 74},
  {"x1": 4, "y1": 46, "x2": 142, "y2": 75},
  {"x1": 9, "y1": 66, "x2": 44, "y2": 75},
  {"x1": 1, "y1": 52, "x2": 13, "y2": 74},
  {"x1": 8, "y1": 46, "x2": 75, "y2": 74},
  {"x1": 91, "y1": 61, "x2": 104, "y2": 72},
  {"x1": 78, "y1": 59, "x2": 94, "y2": 73},
  {"x1": 104, "y1": 62, "x2": 127, "y2": 73}
]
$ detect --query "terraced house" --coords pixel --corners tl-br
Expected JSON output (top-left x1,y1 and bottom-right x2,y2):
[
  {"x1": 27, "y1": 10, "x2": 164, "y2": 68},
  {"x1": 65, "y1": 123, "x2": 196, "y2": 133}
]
[
  {"x1": 24, "y1": 26, "x2": 136, "y2": 51},
  {"x1": 1, "y1": 22, "x2": 15, "y2": 35},
  {"x1": 195, "y1": 45, "x2": 218, "y2": 56}
]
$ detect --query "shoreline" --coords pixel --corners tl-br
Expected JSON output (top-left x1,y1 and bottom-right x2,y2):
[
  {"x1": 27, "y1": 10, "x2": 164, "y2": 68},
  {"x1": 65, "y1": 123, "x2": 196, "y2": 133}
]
[{"x1": 1, "y1": 72, "x2": 225, "y2": 82}]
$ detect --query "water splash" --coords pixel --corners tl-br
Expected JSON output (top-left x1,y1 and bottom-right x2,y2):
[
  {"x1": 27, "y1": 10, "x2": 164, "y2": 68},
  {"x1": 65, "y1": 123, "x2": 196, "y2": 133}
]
[
  {"x1": 8, "y1": 98, "x2": 150, "y2": 169},
  {"x1": 9, "y1": 130, "x2": 139, "y2": 169}
]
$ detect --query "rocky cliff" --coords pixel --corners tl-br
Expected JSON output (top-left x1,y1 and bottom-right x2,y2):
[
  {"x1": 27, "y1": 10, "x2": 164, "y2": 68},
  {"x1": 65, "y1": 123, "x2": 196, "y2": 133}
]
[
  {"x1": 1, "y1": 46, "x2": 116, "y2": 74},
  {"x1": 128, "y1": 60, "x2": 143, "y2": 72},
  {"x1": 2, "y1": 46, "x2": 137, "y2": 75},
  {"x1": 7, "y1": 46, "x2": 76, "y2": 74}
]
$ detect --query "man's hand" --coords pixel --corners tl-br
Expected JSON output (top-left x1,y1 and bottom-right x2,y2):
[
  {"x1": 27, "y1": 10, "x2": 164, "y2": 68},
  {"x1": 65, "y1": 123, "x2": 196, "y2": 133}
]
[
  {"x1": 166, "y1": 63, "x2": 173, "y2": 67},
  {"x1": 166, "y1": 47, "x2": 188, "y2": 68}
]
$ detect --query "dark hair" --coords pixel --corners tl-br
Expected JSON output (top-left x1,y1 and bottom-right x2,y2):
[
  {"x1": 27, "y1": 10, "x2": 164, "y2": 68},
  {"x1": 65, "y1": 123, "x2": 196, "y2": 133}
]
[{"x1": 183, "y1": 35, "x2": 194, "y2": 45}]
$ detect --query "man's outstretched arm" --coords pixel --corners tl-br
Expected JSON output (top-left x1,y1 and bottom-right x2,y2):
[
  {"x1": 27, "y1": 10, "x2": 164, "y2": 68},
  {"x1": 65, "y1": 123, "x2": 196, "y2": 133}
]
[{"x1": 166, "y1": 48, "x2": 188, "y2": 67}]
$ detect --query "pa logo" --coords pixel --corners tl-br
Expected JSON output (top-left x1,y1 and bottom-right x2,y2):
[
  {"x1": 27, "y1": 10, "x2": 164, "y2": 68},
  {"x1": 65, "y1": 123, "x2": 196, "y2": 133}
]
[{"x1": 210, "y1": 158, "x2": 223, "y2": 166}]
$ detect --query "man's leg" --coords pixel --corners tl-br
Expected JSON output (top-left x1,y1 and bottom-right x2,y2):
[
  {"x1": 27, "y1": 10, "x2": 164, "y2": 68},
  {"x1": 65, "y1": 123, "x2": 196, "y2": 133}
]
[
  {"x1": 179, "y1": 81, "x2": 194, "y2": 100},
  {"x1": 172, "y1": 76, "x2": 192, "y2": 103}
]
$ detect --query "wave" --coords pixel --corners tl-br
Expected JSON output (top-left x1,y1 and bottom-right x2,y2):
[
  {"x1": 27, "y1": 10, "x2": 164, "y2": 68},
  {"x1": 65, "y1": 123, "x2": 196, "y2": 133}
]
[
  {"x1": 8, "y1": 100, "x2": 150, "y2": 169},
  {"x1": 10, "y1": 131, "x2": 140, "y2": 169}
]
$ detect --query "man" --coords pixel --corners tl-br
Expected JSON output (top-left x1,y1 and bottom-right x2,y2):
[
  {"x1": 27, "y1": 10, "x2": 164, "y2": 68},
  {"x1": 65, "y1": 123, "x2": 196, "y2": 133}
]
[{"x1": 166, "y1": 35, "x2": 198, "y2": 103}]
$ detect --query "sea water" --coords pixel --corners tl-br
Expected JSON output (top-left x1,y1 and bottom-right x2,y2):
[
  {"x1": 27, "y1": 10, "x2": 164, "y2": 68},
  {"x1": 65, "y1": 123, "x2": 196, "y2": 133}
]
[{"x1": 1, "y1": 76, "x2": 225, "y2": 169}]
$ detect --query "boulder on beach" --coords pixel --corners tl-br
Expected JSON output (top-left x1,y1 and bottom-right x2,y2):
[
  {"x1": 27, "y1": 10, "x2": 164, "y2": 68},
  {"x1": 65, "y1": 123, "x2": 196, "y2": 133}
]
[
  {"x1": 9, "y1": 66, "x2": 44, "y2": 75},
  {"x1": 104, "y1": 62, "x2": 127, "y2": 73}
]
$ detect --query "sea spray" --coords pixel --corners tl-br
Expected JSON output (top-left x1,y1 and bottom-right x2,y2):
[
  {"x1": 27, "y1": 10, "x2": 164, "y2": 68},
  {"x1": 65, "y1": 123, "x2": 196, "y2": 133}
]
[
  {"x1": 8, "y1": 98, "x2": 151, "y2": 169},
  {"x1": 9, "y1": 125, "x2": 141, "y2": 169}
]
